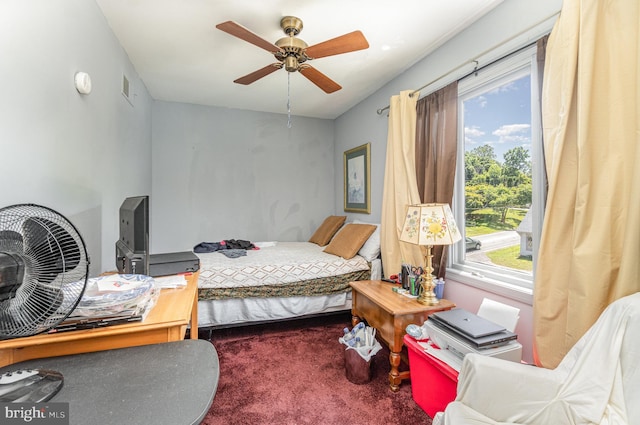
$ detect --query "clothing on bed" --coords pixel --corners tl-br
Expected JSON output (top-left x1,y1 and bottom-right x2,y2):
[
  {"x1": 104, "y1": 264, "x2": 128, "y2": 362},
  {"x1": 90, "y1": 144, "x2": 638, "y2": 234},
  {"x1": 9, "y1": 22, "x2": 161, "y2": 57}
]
[
  {"x1": 219, "y1": 249, "x2": 247, "y2": 258},
  {"x1": 193, "y1": 239, "x2": 256, "y2": 253}
]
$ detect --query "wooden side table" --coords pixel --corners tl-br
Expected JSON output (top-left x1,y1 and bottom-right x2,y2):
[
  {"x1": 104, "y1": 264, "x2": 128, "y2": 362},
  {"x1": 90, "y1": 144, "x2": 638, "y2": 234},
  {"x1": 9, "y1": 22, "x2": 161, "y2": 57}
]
[{"x1": 349, "y1": 280, "x2": 455, "y2": 391}]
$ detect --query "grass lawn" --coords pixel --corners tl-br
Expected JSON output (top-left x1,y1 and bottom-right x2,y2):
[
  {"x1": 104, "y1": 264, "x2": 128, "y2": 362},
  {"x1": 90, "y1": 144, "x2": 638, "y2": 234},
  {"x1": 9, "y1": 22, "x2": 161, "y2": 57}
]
[
  {"x1": 466, "y1": 207, "x2": 527, "y2": 237},
  {"x1": 465, "y1": 207, "x2": 531, "y2": 271},
  {"x1": 486, "y1": 245, "x2": 533, "y2": 272}
]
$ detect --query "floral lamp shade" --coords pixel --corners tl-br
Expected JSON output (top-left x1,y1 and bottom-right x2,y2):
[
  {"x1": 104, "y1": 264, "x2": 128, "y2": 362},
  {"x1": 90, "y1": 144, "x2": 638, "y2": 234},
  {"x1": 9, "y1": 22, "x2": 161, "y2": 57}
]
[{"x1": 400, "y1": 203, "x2": 461, "y2": 246}]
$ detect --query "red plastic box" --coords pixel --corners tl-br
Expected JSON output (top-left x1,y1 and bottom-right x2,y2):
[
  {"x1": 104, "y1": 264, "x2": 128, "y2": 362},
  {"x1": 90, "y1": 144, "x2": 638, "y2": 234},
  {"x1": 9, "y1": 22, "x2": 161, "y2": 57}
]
[{"x1": 404, "y1": 334, "x2": 459, "y2": 418}]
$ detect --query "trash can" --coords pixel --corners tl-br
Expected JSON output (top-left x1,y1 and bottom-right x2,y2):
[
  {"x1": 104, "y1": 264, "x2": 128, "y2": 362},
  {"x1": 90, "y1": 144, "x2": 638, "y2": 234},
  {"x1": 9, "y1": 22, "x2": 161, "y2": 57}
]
[
  {"x1": 339, "y1": 323, "x2": 382, "y2": 385},
  {"x1": 344, "y1": 347, "x2": 372, "y2": 384}
]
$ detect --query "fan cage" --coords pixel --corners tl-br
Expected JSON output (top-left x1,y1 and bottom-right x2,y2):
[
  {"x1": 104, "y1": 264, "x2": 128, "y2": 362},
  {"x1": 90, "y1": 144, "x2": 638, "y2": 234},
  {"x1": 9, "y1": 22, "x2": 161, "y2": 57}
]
[{"x1": 0, "y1": 204, "x2": 89, "y2": 338}]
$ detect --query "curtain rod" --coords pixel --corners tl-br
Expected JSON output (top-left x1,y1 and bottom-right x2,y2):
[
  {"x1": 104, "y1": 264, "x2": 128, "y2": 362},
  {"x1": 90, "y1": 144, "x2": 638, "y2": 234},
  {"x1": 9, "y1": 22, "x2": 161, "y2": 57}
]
[
  {"x1": 376, "y1": 12, "x2": 559, "y2": 116},
  {"x1": 376, "y1": 60, "x2": 470, "y2": 115}
]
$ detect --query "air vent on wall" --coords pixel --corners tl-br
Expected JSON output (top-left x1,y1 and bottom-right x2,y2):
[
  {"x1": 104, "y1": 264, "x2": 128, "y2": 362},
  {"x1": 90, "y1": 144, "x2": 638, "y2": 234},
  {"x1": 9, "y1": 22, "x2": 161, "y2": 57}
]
[{"x1": 122, "y1": 74, "x2": 132, "y2": 105}]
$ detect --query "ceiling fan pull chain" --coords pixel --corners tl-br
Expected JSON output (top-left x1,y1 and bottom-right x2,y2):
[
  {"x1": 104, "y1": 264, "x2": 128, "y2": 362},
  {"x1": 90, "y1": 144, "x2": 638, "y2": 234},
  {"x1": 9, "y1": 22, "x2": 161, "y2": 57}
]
[{"x1": 287, "y1": 72, "x2": 292, "y2": 128}]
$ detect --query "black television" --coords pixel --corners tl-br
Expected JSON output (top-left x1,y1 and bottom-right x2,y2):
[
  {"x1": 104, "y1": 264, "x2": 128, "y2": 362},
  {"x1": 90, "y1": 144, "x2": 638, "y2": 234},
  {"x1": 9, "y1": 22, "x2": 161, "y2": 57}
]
[{"x1": 115, "y1": 195, "x2": 149, "y2": 275}]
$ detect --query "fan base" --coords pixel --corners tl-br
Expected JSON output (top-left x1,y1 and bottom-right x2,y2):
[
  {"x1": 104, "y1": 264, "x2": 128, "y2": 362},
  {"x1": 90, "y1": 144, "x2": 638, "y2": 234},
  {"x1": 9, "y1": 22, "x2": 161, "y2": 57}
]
[
  {"x1": 280, "y1": 16, "x2": 303, "y2": 36},
  {"x1": 0, "y1": 369, "x2": 63, "y2": 403}
]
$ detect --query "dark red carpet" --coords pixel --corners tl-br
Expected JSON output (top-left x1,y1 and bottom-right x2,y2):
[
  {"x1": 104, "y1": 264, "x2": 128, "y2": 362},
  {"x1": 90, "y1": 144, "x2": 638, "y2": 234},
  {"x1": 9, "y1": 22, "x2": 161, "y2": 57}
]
[{"x1": 200, "y1": 313, "x2": 432, "y2": 425}]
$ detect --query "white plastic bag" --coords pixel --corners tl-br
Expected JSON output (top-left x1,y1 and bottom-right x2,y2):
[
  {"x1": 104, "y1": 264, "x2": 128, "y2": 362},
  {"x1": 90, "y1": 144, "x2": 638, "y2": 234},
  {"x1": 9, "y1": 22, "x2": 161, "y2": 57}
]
[
  {"x1": 345, "y1": 340, "x2": 382, "y2": 362},
  {"x1": 339, "y1": 324, "x2": 383, "y2": 361}
]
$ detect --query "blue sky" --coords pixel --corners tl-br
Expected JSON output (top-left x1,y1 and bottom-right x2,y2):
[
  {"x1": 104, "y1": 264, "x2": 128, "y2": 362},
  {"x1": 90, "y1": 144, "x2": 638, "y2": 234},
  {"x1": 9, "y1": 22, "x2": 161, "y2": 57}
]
[{"x1": 463, "y1": 75, "x2": 531, "y2": 163}]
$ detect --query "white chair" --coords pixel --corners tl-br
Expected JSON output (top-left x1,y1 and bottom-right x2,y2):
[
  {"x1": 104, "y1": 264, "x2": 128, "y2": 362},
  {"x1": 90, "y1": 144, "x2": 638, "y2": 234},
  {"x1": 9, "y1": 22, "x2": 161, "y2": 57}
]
[
  {"x1": 433, "y1": 292, "x2": 640, "y2": 425},
  {"x1": 477, "y1": 298, "x2": 520, "y2": 332}
]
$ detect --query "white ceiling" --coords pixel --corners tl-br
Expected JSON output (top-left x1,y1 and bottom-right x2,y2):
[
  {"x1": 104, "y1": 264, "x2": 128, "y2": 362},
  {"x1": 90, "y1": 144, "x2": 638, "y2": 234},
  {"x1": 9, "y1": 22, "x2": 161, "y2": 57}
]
[{"x1": 95, "y1": 0, "x2": 503, "y2": 119}]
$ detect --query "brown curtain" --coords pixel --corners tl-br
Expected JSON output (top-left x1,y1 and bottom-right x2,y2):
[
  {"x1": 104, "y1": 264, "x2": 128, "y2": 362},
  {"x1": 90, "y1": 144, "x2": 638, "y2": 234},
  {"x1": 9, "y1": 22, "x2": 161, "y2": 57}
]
[
  {"x1": 414, "y1": 82, "x2": 459, "y2": 278},
  {"x1": 534, "y1": 0, "x2": 640, "y2": 368}
]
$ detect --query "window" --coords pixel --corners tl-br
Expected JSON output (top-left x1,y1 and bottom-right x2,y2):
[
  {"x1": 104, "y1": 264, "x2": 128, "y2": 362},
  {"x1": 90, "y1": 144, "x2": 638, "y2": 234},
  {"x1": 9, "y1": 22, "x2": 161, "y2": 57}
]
[{"x1": 449, "y1": 45, "x2": 545, "y2": 301}]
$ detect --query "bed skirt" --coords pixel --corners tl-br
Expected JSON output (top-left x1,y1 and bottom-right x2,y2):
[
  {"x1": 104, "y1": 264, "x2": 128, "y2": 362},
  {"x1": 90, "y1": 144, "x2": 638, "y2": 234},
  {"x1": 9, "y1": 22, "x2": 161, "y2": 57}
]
[
  {"x1": 198, "y1": 268, "x2": 371, "y2": 301},
  {"x1": 197, "y1": 291, "x2": 353, "y2": 329}
]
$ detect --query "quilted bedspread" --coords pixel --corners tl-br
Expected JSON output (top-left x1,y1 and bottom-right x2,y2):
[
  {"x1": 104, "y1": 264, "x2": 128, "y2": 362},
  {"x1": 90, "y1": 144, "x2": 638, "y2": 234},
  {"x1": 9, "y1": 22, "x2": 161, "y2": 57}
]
[{"x1": 195, "y1": 242, "x2": 371, "y2": 300}]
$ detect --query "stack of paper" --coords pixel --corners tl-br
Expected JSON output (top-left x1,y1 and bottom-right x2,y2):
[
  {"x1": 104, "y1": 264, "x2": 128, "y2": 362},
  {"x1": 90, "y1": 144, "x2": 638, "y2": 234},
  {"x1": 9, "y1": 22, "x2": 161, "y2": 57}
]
[{"x1": 153, "y1": 274, "x2": 188, "y2": 289}]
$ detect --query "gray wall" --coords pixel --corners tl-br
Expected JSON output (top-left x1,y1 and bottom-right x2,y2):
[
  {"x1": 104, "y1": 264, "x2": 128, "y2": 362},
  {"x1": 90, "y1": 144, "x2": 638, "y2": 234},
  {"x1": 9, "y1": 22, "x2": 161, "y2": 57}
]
[
  {"x1": 150, "y1": 102, "x2": 335, "y2": 253},
  {"x1": 334, "y1": 0, "x2": 563, "y2": 362},
  {"x1": 0, "y1": 0, "x2": 153, "y2": 275},
  {"x1": 1, "y1": 1, "x2": 563, "y2": 361},
  {"x1": 0, "y1": 0, "x2": 335, "y2": 272},
  {"x1": 335, "y1": 0, "x2": 562, "y2": 225}
]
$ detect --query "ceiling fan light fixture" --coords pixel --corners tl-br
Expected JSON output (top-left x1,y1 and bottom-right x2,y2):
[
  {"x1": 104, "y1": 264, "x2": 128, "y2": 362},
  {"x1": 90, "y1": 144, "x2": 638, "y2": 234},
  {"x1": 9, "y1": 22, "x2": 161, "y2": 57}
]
[{"x1": 284, "y1": 56, "x2": 298, "y2": 72}]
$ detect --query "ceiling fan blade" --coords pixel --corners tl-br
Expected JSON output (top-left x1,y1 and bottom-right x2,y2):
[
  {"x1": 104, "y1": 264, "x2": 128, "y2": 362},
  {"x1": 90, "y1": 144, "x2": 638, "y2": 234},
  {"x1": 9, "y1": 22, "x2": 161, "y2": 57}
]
[
  {"x1": 305, "y1": 30, "x2": 369, "y2": 59},
  {"x1": 216, "y1": 21, "x2": 282, "y2": 53},
  {"x1": 234, "y1": 64, "x2": 282, "y2": 85},
  {"x1": 299, "y1": 66, "x2": 342, "y2": 94}
]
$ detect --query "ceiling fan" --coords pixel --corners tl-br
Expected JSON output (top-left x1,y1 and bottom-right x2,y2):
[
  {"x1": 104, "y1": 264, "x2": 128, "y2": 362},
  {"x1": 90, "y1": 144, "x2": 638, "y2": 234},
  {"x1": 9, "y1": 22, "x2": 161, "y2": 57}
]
[{"x1": 216, "y1": 16, "x2": 369, "y2": 94}]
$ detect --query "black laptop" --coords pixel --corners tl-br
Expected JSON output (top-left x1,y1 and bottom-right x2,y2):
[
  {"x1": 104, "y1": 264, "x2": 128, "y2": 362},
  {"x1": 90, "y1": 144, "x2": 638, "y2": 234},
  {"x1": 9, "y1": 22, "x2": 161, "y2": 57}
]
[
  {"x1": 431, "y1": 308, "x2": 505, "y2": 337},
  {"x1": 429, "y1": 308, "x2": 517, "y2": 349}
]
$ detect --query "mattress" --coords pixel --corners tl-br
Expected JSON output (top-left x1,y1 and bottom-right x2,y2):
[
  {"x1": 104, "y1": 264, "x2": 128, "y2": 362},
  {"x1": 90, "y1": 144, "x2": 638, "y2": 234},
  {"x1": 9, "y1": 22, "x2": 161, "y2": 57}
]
[{"x1": 194, "y1": 241, "x2": 379, "y2": 328}]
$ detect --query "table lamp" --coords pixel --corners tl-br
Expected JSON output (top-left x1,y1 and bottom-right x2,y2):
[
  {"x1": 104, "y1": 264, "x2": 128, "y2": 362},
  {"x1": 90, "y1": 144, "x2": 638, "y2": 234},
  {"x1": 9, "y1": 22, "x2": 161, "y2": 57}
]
[{"x1": 399, "y1": 203, "x2": 461, "y2": 305}]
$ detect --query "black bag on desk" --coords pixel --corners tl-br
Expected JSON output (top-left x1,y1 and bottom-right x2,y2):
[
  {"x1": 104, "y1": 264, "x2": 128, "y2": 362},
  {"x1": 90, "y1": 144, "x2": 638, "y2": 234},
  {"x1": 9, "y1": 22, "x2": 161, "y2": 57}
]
[{"x1": 400, "y1": 263, "x2": 411, "y2": 290}]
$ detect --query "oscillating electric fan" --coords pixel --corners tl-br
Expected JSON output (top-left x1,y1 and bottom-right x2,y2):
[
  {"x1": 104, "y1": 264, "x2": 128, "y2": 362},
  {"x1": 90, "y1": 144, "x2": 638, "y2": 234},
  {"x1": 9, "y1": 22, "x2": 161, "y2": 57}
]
[{"x1": 0, "y1": 203, "x2": 90, "y2": 402}]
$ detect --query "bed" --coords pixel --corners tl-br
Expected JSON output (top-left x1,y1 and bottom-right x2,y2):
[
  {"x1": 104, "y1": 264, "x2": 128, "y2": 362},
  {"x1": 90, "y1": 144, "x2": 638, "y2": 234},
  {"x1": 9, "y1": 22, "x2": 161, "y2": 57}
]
[{"x1": 194, "y1": 218, "x2": 381, "y2": 329}]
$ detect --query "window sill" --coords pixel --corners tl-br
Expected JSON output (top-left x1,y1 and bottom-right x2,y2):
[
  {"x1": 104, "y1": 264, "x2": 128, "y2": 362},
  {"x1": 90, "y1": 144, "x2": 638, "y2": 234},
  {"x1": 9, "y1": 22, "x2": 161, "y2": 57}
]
[{"x1": 446, "y1": 268, "x2": 533, "y2": 306}]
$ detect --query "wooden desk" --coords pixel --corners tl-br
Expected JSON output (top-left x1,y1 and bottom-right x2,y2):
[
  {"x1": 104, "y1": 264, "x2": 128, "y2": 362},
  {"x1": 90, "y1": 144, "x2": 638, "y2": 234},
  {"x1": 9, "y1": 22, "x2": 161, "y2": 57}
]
[
  {"x1": 0, "y1": 271, "x2": 199, "y2": 368},
  {"x1": 350, "y1": 280, "x2": 455, "y2": 391}
]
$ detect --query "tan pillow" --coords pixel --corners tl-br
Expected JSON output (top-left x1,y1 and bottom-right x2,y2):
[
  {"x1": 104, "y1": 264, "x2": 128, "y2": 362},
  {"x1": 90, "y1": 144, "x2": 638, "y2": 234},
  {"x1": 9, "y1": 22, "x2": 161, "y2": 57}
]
[
  {"x1": 309, "y1": 216, "x2": 347, "y2": 246},
  {"x1": 323, "y1": 223, "x2": 377, "y2": 259}
]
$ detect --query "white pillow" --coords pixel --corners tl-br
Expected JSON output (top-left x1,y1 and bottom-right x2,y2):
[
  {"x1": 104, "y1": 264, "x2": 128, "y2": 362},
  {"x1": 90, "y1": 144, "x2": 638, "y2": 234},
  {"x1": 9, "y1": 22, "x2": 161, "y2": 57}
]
[{"x1": 353, "y1": 220, "x2": 380, "y2": 262}]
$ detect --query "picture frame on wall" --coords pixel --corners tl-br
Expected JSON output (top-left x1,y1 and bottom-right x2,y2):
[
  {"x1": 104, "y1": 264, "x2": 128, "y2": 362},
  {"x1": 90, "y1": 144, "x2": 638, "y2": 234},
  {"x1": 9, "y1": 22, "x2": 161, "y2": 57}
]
[{"x1": 344, "y1": 143, "x2": 371, "y2": 214}]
